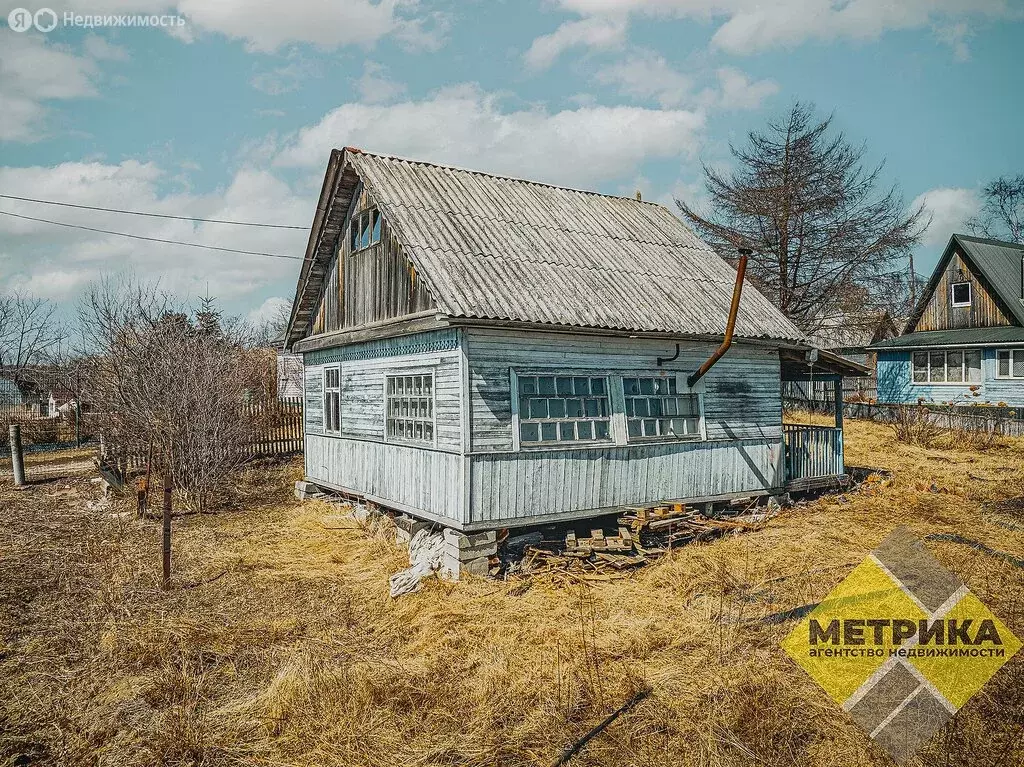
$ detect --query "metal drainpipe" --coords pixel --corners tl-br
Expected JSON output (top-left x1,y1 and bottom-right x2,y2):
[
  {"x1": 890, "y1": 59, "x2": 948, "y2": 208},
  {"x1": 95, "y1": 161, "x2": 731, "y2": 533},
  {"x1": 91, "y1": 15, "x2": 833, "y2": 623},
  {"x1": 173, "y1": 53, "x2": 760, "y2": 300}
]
[{"x1": 687, "y1": 248, "x2": 750, "y2": 389}]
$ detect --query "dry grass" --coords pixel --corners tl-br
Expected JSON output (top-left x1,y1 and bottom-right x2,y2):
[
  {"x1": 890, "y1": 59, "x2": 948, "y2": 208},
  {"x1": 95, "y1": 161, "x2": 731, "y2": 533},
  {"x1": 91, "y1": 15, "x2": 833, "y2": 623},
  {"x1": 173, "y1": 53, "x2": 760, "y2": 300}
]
[{"x1": 2, "y1": 418, "x2": 1023, "y2": 767}]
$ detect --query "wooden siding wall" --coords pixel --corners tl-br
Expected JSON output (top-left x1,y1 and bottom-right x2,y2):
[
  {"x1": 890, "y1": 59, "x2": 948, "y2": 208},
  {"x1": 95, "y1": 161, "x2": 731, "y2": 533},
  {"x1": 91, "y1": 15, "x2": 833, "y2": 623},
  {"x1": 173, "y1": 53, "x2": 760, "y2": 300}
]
[
  {"x1": 306, "y1": 435, "x2": 464, "y2": 523},
  {"x1": 303, "y1": 367, "x2": 324, "y2": 435},
  {"x1": 467, "y1": 439, "x2": 783, "y2": 528},
  {"x1": 465, "y1": 328, "x2": 783, "y2": 453},
  {"x1": 310, "y1": 185, "x2": 435, "y2": 337},
  {"x1": 916, "y1": 249, "x2": 1012, "y2": 331}
]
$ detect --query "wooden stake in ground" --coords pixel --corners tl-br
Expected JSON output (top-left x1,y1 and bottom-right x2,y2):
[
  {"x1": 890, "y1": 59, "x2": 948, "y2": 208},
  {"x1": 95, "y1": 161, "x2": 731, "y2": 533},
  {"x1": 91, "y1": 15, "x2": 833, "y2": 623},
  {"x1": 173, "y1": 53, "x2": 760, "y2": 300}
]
[
  {"x1": 8, "y1": 424, "x2": 25, "y2": 488},
  {"x1": 162, "y1": 471, "x2": 172, "y2": 589}
]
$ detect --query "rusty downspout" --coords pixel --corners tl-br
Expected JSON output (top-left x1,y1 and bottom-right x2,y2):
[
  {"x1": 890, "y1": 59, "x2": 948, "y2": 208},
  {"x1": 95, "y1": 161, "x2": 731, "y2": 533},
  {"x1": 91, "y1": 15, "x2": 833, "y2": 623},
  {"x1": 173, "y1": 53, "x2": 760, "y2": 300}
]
[{"x1": 687, "y1": 249, "x2": 750, "y2": 389}]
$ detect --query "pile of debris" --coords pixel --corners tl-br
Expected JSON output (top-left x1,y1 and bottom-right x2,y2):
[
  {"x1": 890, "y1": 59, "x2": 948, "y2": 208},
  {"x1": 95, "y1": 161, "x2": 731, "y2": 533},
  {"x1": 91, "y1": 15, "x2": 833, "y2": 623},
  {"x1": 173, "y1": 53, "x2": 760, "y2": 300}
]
[{"x1": 515, "y1": 502, "x2": 778, "y2": 581}]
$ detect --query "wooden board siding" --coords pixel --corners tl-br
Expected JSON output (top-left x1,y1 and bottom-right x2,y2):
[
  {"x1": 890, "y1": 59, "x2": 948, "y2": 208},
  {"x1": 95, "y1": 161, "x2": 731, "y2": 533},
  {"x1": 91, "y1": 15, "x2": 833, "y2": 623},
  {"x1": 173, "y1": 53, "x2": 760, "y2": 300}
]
[
  {"x1": 467, "y1": 438, "x2": 783, "y2": 527},
  {"x1": 877, "y1": 348, "x2": 1024, "y2": 407},
  {"x1": 915, "y1": 249, "x2": 1013, "y2": 332},
  {"x1": 302, "y1": 329, "x2": 463, "y2": 448},
  {"x1": 465, "y1": 328, "x2": 783, "y2": 453},
  {"x1": 310, "y1": 184, "x2": 435, "y2": 336},
  {"x1": 306, "y1": 434, "x2": 464, "y2": 523},
  {"x1": 303, "y1": 367, "x2": 324, "y2": 435}
]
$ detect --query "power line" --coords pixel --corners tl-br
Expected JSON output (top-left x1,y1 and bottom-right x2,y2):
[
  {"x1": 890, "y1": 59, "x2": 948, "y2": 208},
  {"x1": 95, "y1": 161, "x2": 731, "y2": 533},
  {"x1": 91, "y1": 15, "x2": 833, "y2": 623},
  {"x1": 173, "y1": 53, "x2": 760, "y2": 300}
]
[
  {"x1": 0, "y1": 209, "x2": 303, "y2": 261},
  {"x1": 0, "y1": 193, "x2": 308, "y2": 230}
]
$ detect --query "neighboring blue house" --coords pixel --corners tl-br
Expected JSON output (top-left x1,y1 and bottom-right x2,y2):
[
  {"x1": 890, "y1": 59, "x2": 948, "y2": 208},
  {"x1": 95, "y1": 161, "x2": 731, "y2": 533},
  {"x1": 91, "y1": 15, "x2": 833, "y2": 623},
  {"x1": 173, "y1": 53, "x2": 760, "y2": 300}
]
[{"x1": 872, "y1": 234, "x2": 1024, "y2": 406}]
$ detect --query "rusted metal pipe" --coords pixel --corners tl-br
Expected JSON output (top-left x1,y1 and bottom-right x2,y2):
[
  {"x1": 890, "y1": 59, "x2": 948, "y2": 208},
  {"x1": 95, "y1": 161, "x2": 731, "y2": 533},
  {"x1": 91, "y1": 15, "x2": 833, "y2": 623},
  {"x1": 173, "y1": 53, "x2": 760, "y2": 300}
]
[{"x1": 687, "y1": 249, "x2": 750, "y2": 389}]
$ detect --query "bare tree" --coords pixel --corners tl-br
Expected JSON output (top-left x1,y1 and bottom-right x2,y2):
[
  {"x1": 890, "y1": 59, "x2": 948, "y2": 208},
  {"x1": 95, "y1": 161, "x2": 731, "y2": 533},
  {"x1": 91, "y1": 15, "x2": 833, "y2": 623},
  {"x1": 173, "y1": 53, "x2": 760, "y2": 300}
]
[
  {"x1": 0, "y1": 292, "x2": 65, "y2": 374},
  {"x1": 967, "y1": 174, "x2": 1024, "y2": 243},
  {"x1": 676, "y1": 102, "x2": 927, "y2": 334},
  {"x1": 79, "y1": 277, "x2": 273, "y2": 512}
]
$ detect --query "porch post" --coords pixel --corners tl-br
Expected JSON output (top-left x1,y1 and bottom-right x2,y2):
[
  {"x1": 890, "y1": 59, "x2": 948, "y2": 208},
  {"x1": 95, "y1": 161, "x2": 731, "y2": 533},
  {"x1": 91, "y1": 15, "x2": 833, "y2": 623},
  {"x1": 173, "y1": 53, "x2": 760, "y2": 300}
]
[{"x1": 833, "y1": 375, "x2": 843, "y2": 429}]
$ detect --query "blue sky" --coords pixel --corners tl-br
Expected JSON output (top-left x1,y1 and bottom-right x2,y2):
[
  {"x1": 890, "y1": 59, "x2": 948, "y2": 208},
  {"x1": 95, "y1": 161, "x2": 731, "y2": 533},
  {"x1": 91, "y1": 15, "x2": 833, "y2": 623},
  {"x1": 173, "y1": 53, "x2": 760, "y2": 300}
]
[{"x1": 1, "y1": 0, "x2": 1021, "y2": 326}]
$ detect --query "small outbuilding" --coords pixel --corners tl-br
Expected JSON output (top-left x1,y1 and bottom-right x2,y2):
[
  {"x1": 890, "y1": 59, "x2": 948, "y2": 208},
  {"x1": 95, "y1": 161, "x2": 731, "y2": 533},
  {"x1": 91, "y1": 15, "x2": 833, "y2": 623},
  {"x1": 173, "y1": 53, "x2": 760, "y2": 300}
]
[{"x1": 284, "y1": 148, "x2": 863, "y2": 533}]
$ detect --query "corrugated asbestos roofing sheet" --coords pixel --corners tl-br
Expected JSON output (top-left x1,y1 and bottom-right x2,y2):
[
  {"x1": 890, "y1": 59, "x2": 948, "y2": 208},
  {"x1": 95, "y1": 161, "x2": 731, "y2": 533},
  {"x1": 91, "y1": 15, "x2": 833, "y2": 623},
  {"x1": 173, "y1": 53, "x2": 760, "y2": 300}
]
[
  {"x1": 870, "y1": 326, "x2": 1024, "y2": 349},
  {"x1": 347, "y1": 150, "x2": 805, "y2": 343}
]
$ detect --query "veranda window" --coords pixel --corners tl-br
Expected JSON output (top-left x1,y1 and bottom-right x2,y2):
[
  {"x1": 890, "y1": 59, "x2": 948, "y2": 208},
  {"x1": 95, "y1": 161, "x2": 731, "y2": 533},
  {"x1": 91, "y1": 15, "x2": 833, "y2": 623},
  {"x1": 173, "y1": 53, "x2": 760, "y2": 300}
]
[
  {"x1": 386, "y1": 374, "x2": 434, "y2": 444},
  {"x1": 623, "y1": 376, "x2": 701, "y2": 440},
  {"x1": 996, "y1": 350, "x2": 1024, "y2": 379},
  {"x1": 517, "y1": 375, "x2": 611, "y2": 444},
  {"x1": 911, "y1": 350, "x2": 981, "y2": 383}
]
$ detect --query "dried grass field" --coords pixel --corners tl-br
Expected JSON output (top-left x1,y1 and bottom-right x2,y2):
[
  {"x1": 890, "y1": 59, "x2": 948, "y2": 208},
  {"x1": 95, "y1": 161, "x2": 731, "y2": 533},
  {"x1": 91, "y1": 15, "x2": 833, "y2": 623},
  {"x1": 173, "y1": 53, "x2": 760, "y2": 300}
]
[{"x1": 2, "y1": 418, "x2": 1023, "y2": 767}]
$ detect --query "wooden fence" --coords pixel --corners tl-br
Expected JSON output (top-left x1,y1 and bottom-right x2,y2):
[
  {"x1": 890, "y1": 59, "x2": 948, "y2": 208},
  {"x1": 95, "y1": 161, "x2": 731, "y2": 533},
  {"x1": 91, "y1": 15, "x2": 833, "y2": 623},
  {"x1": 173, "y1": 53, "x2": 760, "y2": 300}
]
[
  {"x1": 98, "y1": 397, "x2": 305, "y2": 479},
  {"x1": 784, "y1": 397, "x2": 1024, "y2": 438},
  {"x1": 783, "y1": 424, "x2": 845, "y2": 482}
]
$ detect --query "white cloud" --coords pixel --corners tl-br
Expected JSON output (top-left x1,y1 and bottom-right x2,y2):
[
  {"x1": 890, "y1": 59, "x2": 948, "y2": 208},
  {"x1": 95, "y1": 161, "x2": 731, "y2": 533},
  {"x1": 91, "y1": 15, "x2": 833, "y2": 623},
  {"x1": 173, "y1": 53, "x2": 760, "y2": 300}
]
[
  {"x1": 523, "y1": 16, "x2": 627, "y2": 71},
  {"x1": 543, "y1": 0, "x2": 1017, "y2": 57},
  {"x1": 712, "y1": 67, "x2": 779, "y2": 110},
  {"x1": 247, "y1": 296, "x2": 292, "y2": 328},
  {"x1": 595, "y1": 49, "x2": 692, "y2": 107},
  {"x1": 0, "y1": 32, "x2": 106, "y2": 142},
  {"x1": 273, "y1": 84, "x2": 705, "y2": 189},
  {"x1": 354, "y1": 61, "x2": 407, "y2": 104},
  {"x1": 913, "y1": 187, "x2": 982, "y2": 248},
  {"x1": 250, "y1": 54, "x2": 322, "y2": 96},
  {"x1": 0, "y1": 161, "x2": 310, "y2": 309}
]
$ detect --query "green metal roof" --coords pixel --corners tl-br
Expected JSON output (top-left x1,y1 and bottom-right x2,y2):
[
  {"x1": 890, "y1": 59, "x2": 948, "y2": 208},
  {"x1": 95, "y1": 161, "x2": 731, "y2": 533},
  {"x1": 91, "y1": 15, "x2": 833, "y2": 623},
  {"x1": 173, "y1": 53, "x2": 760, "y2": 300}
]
[
  {"x1": 870, "y1": 326, "x2": 1024, "y2": 349},
  {"x1": 955, "y1": 234, "x2": 1024, "y2": 326}
]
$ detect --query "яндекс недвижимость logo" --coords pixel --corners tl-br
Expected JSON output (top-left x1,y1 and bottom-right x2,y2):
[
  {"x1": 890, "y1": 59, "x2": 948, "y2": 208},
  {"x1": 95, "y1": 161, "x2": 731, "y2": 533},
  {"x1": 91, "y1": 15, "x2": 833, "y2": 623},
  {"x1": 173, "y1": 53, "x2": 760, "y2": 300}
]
[{"x1": 783, "y1": 527, "x2": 1020, "y2": 763}]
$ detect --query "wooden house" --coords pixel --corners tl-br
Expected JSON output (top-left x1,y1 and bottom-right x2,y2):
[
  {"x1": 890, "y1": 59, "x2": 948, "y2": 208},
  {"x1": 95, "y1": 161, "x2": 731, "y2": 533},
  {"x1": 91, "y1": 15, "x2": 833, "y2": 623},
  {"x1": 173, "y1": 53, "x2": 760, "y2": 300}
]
[
  {"x1": 283, "y1": 148, "x2": 863, "y2": 532},
  {"x1": 872, "y1": 235, "x2": 1024, "y2": 406}
]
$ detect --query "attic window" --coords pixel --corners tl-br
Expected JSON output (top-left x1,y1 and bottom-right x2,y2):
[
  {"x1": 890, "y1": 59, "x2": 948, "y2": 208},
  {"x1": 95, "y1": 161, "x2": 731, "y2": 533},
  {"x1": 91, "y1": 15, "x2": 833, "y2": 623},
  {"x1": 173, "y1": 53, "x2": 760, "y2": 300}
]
[
  {"x1": 350, "y1": 208, "x2": 382, "y2": 252},
  {"x1": 951, "y1": 282, "x2": 971, "y2": 307}
]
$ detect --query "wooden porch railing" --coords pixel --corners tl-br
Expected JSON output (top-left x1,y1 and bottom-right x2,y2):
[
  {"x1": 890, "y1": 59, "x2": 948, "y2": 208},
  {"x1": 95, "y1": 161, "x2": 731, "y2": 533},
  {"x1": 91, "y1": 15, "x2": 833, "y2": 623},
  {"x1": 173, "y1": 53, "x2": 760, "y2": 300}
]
[{"x1": 783, "y1": 424, "x2": 844, "y2": 483}]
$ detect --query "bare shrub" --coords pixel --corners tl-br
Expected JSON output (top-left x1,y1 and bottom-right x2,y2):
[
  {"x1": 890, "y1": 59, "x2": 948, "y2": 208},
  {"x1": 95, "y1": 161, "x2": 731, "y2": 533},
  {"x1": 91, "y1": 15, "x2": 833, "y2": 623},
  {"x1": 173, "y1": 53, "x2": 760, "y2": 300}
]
[
  {"x1": 79, "y1": 278, "x2": 273, "y2": 512},
  {"x1": 889, "y1": 402, "x2": 944, "y2": 447}
]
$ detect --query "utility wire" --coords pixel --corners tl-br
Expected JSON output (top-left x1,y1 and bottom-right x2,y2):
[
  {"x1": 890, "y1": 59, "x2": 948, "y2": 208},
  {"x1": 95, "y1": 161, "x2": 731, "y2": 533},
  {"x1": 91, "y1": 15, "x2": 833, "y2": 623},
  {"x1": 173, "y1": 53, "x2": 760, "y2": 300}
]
[
  {"x1": 0, "y1": 209, "x2": 303, "y2": 261},
  {"x1": 0, "y1": 193, "x2": 308, "y2": 230}
]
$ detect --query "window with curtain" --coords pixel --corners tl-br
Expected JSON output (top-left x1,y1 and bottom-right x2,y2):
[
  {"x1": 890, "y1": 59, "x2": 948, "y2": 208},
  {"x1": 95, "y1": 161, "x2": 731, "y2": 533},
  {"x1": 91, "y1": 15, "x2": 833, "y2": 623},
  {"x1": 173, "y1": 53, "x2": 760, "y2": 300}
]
[{"x1": 911, "y1": 350, "x2": 981, "y2": 383}]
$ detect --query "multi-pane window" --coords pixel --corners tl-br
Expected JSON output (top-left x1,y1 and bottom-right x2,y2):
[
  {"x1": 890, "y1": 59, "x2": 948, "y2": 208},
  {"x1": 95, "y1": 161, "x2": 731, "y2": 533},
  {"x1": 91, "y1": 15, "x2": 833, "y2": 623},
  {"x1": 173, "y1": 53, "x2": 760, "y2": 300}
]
[
  {"x1": 912, "y1": 350, "x2": 982, "y2": 383},
  {"x1": 623, "y1": 376, "x2": 700, "y2": 440},
  {"x1": 386, "y1": 374, "x2": 434, "y2": 443},
  {"x1": 323, "y1": 367, "x2": 341, "y2": 432},
  {"x1": 517, "y1": 375, "x2": 611, "y2": 444},
  {"x1": 350, "y1": 208, "x2": 382, "y2": 252},
  {"x1": 996, "y1": 350, "x2": 1024, "y2": 379},
  {"x1": 950, "y1": 282, "x2": 972, "y2": 307}
]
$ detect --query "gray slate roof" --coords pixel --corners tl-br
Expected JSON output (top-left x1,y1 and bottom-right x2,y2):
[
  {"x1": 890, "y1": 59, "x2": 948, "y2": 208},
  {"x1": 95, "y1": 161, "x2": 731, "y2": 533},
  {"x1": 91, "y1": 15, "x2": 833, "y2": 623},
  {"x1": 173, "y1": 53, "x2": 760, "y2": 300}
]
[
  {"x1": 870, "y1": 326, "x2": 1024, "y2": 349},
  {"x1": 294, "y1": 149, "x2": 805, "y2": 344}
]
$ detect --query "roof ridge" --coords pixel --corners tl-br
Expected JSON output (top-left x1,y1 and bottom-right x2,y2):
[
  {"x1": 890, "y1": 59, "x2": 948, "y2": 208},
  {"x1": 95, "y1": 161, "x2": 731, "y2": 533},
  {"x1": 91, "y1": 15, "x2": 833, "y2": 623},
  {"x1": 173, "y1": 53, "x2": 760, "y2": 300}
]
[
  {"x1": 380, "y1": 199, "x2": 703, "y2": 250},
  {"x1": 406, "y1": 241, "x2": 737, "y2": 281},
  {"x1": 954, "y1": 233, "x2": 1024, "y2": 250},
  {"x1": 344, "y1": 146, "x2": 670, "y2": 208}
]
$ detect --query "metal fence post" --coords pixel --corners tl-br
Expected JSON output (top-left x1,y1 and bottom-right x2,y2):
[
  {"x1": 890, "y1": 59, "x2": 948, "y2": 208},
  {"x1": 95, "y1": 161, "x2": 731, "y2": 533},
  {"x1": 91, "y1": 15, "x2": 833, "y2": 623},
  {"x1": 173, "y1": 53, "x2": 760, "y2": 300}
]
[{"x1": 9, "y1": 424, "x2": 26, "y2": 487}]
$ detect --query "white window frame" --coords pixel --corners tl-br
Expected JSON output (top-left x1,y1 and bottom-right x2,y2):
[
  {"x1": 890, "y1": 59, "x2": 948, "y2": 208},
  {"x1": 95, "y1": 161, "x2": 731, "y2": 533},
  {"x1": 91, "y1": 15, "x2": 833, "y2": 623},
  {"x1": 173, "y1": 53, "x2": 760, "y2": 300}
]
[
  {"x1": 621, "y1": 375, "x2": 703, "y2": 443},
  {"x1": 511, "y1": 370, "x2": 705, "y2": 451},
  {"x1": 511, "y1": 371, "x2": 614, "y2": 449},
  {"x1": 950, "y1": 281, "x2": 972, "y2": 308},
  {"x1": 349, "y1": 207, "x2": 382, "y2": 254},
  {"x1": 911, "y1": 350, "x2": 982, "y2": 385},
  {"x1": 384, "y1": 370, "x2": 437, "y2": 447},
  {"x1": 995, "y1": 349, "x2": 1024, "y2": 379},
  {"x1": 323, "y1": 366, "x2": 341, "y2": 434}
]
